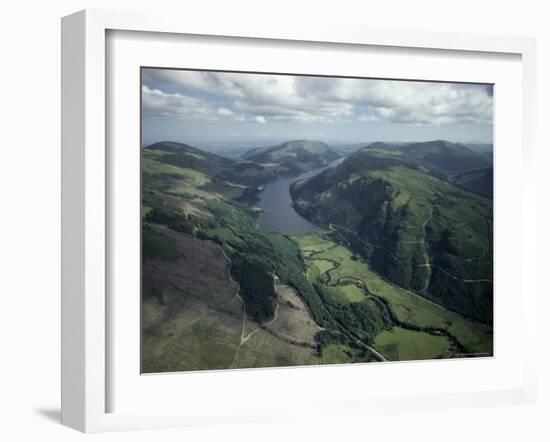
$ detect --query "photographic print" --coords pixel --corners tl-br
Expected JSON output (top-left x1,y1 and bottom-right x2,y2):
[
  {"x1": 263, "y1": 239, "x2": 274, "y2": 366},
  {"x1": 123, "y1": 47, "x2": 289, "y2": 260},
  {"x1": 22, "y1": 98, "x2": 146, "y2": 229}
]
[{"x1": 141, "y1": 68, "x2": 493, "y2": 373}]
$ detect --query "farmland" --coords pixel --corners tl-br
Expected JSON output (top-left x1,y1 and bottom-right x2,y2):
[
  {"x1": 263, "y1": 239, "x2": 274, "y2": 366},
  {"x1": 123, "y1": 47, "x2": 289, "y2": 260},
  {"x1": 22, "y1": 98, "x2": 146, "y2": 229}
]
[
  {"x1": 141, "y1": 139, "x2": 493, "y2": 371},
  {"x1": 293, "y1": 233, "x2": 492, "y2": 359}
]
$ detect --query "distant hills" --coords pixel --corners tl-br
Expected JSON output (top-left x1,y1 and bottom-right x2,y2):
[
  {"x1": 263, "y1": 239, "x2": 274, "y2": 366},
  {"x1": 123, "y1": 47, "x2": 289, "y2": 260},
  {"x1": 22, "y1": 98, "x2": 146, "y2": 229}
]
[
  {"x1": 291, "y1": 140, "x2": 493, "y2": 324},
  {"x1": 144, "y1": 141, "x2": 284, "y2": 190},
  {"x1": 465, "y1": 143, "x2": 493, "y2": 165},
  {"x1": 144, "y1": 139, "x2": 493, "y2": 323},
  {"x1": 389, "y1": 140, "x2": 491, "y2": 174},
  {"x1": 465, "y1": 143, "x2": 493, "y2": 155},
  {"x1": 141, "y1": 137, "x2": 493, "y2": 370},
  {"x1": 242, "y1": 140, "x2": 341, "y2": 175},
  {"x1": 144, "y1": 140, "x2": 343, "y2": 189}
]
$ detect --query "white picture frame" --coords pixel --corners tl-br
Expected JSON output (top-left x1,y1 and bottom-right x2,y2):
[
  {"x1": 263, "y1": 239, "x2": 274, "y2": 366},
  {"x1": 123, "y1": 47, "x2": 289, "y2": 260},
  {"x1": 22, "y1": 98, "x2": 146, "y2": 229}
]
[{"x1": 61, "y1": 9, "x2": 538, "y2": 433}]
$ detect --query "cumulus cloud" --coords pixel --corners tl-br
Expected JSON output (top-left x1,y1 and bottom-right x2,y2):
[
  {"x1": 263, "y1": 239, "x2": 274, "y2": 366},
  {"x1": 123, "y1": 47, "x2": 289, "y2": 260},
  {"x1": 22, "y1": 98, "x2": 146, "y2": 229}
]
[
  {"x1": 141, "y1": 85, "x2": 217, "y2": 120},
  {"x1": 142, "y1": 69, "x2": 493, "y2": 126},
  {"x1": 217, "y1": 108, "x2": 234, "y2": 116},
  {"x1": 142, "y1": 86, "x2": 245, "y2": 122}
]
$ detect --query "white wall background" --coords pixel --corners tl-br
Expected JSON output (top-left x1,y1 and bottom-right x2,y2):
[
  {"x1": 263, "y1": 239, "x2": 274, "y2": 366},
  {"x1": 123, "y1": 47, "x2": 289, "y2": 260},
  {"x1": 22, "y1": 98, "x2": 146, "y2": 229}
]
[{"x1": 0, "y1": 1, "x2": 547, "y2": 441}]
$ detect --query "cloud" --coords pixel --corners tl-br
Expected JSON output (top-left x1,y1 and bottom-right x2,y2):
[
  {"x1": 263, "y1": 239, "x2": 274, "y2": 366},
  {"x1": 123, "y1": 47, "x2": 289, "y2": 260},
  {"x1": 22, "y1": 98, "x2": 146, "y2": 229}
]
[
  {"x1": 142, "y1": 86, "x2": 245, "y2": 122},
  {"x1": 141, "y1": 85, "x2": 218, "y2": 120},
  {"x1": 142, "y1": 69, "x2": 493, "y2": 126},
  {"x1": 217, "y1": 108, "x2": 234, "y2": 116},
  {"x1": 357, "y1": 115, "x2": 380, "y2": 122},
  {"x1": 295, "y1": 77, "x2": 493, "y2": 125}
]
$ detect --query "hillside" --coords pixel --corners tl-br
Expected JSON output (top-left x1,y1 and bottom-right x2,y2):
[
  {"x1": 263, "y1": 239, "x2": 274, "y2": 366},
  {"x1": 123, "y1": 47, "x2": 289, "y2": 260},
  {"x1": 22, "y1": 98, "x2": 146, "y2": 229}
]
[
  {"x1": 359, "y1": 140, "x2": 493, "y2": 196},
  {"x1": 142, "y1": 139, "x2": 493, "y2": 370},
  {"x1": 402, "y1": 140, "x2": 491, "y2": 175},
  {"x1": 290, "y1": 142, "x2": 493, "y2": 324},
  {"x1": 447, "y1": 167, "x2": 493, "y2": 197},
  {"x1": 144, "y1": 141, "x2": 286, "y2": 190},
  {"x1": 242, "y1": 140, "x2": 341, "y2": 175},
  {"x1": 141, "y1": 140, "x2": 387, "y2": 371}
]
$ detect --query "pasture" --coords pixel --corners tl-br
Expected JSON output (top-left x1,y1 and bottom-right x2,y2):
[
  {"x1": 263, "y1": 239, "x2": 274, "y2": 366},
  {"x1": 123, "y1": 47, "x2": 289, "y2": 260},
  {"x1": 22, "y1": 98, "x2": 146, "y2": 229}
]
[
  {"x1": 292, "y1": 233, "x2": 493, "y2": 356},
  {"x1": 374, "y1": 327, "x2": 451, "y2": 361}
]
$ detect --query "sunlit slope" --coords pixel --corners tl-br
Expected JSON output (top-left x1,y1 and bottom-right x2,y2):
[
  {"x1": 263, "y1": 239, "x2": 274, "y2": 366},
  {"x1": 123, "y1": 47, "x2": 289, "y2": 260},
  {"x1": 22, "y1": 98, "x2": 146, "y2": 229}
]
[
  {"x1": 291, "y1": 143, "x2": 493, "y2": 324},
  {"x1": 142, "y1": 142, "x2": 393, "y2": 368},
  {"x1": 141, "y1": 142, "x2": 329, "y2": 370},
  {"x1": 242, "y1": 140, "x2": 341, "y2": 175},
  {"x1": 144, "y1": 141, "x2": 282, "y2": 189},
  {"x1": 353, "y1": 140, "x2": 493, "y2": 196},
  {"x1": 293, "y1": 233, "x2": 492, "y2": 358}
]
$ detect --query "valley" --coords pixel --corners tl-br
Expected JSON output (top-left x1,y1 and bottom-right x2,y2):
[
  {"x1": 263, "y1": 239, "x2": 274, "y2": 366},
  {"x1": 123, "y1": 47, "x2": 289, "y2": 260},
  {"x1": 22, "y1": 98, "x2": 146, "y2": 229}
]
[
  {"x1": 141, "y1": 138, "x2": 493, "y2": 372},
  {"x1": 290, "y1": 141, "x2": 494, "y2": 324}
]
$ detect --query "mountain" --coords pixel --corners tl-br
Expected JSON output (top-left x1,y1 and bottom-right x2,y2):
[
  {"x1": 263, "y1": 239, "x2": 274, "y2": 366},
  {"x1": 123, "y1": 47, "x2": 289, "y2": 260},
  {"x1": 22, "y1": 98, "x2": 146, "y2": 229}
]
[
  {"x1": 242, "y1": 140, "x2": 341, "y2": 175},
  {"x1": 465, "y1": 143, "x2": 494, "y2": 165},
  {"x1": 354, "y1": 140, "x2": 493, "y2": 197},
  {"x1": 145, "y1": 141, "x2": 234, "y2": 173},
  {"x1": 143, "y1": 141, "x2": 286, "y2": 198},
  {"x1": 290, "y1": 141, "x2": 493, "y2": 324},
  {"x1": 142, "y1": 140, "x2": 364, "y2": 371},
  {"x1": 366, "y1": 140, "x2": 491, "y2": 173},
  {"x1": 446, "y1": 167, "x2": 493, "y2": 197},
  {"x1": 465, "y1": 143, "x2": 493, "y2": 154}
]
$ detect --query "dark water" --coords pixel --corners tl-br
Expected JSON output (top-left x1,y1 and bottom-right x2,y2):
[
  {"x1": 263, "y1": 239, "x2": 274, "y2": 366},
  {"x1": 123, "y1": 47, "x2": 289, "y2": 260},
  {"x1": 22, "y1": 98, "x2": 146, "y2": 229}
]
[{"x1": 257, "y1": 157, "x2": 345, "y2": 234}]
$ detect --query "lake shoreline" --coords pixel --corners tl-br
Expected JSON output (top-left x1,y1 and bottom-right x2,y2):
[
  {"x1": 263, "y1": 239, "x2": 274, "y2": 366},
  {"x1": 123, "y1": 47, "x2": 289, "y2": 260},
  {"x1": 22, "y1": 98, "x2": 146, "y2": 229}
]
[{"x1": 256, "y1": 157, "x2": 345, "y2": 235}]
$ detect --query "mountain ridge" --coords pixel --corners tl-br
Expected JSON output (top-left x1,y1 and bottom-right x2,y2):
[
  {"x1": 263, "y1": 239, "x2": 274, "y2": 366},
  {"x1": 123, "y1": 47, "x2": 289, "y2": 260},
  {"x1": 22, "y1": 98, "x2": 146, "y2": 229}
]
[
  {"x1": 242, "y1": 139, "x2": 341, "y2": 175},
  {"x1": 290, "y1": 140, "x2": 493, "y2": 324},
  {"x1": 359, "y1": 140, "x2": 493, "y2": 196}
]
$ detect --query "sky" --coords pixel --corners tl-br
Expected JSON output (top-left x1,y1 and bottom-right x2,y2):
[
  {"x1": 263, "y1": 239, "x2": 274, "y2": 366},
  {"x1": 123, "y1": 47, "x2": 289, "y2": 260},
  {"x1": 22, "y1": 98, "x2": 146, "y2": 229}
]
[{"x1": 141, "y1": 68, "x2": 494, "y2": 148}]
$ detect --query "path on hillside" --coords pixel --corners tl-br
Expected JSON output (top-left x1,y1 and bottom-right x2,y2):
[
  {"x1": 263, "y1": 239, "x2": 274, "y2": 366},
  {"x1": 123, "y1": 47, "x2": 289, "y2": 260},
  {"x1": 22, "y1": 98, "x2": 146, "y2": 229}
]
[
  {"x1": 218, "y1": 245, "x2": 285, "y2": 367},
  {"x1": 328, "y1": 220, "x2": 492, "y2": 285},
  {"x1": 217, "y1": 245, "x2": 248, "y2": 368},
  {"x1": 241, "y1": 293, "x2": 280, "y2": 344}
]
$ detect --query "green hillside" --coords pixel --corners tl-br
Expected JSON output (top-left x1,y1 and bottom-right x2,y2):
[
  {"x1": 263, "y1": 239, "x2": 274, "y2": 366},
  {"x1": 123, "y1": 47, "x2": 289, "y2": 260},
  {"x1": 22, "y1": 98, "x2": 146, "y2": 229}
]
[
  {"x1": 142, "y1": 139, "x2": 493, "y2": 371},
  {"x1": 144, "y1": 141, "x2": 284, "y2": 190},
  {"x1": 142, "y1": 140, "x2": 392, "y2": 371},
  {"x1": 356, "y1": 140, "x2": 493, "y2": 196},
  {"x1": 242, "y1": 140, "x2": 341, "y2": 175},
  {"x1": 402, "y1": 140, "x2": 491, "y2": 175},
  {"x1": 447, "y1": 167, "x2": 493, "y2": 197},
  {"x1": 290, "y1": 142, "x2": 493, "y2": 324}
]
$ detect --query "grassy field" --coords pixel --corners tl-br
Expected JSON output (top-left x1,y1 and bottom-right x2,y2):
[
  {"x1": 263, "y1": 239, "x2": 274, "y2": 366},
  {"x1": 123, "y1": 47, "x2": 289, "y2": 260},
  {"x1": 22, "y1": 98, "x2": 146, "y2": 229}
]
[
  {"x1": 311, "y1": 259, "x2": 335, "y2": 275},
  {"x1": 374, "y1": 327, "x2": 451, "y2": 361},
  {"x1": 321, "y1": 344, "x2": 367, "y2": 364},
  {"x1": 142, "y1": 140, "x2": 493, "y2": 370},
  {"x1": 293, "y1": 233, "x2": 493, "y2": 357},
  {"x1": 291, "y1": 144, "x2": 494, "y2": 324},
  {"x1": 142, "y1": 155, "x2": 217, "y2": 201},
  {"x1": 338, "y1": 284, "x2": 367, "y2": 303},
  {"x1": 296, "y1": 234, "x2": 336, "y2": 257}
]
